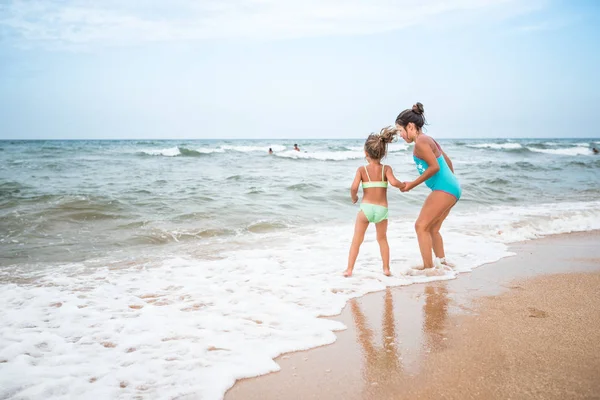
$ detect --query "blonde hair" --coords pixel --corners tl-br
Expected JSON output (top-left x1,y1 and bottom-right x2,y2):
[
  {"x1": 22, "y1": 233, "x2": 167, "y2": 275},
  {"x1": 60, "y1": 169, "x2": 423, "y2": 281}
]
[{"x1": 364, "y1": 126, "x2": 397, "y2": 160}]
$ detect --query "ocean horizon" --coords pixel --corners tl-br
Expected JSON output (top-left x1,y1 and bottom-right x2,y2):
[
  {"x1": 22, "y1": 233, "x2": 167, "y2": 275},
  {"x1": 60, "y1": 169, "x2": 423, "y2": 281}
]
[{"x1": 2, "y1": 137, "x2": 600, "y2": 141}]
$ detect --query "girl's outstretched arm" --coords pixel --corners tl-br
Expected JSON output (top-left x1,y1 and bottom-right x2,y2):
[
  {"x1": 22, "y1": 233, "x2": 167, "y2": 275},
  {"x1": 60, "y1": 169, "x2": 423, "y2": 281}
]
[
  {"x1": 385, "y1": 166, "x2": 406, "y2": 190},
  {"x1": 350, "y1": 167, "x2": 361, "y2": 203}
]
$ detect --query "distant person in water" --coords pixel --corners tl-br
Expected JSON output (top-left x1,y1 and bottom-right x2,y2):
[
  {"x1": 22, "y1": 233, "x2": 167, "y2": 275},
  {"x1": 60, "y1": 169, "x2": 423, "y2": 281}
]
[
  {"x1": 395, "y1": 102, "x2": 461, "y2": 271},
  {"x1": 268, "y1": 148, "x2": 273, "y2": 154},
  {"x1": 293, "y1": 144, "x2": 300, "y2": 152},
  {"x1": 344, "y1": 128, "x2": 405, "y2": 278},
  {"x1": 593, "y1": 147, "x2": 599, "y2": 154}
]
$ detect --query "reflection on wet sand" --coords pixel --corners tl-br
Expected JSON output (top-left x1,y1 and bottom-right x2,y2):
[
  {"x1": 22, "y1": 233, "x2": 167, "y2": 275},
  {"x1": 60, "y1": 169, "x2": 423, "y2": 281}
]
[
  {"x1": 350, "y1": 283, "x2": 450, "y2": 398},
  {"x1": 225, "y1": 235, "x2": 600, "y2": 400},
  {"x1": 350, "y1": 288, "x2": 401, "y2": 399},
  {"x1": 423, "y1": 285, "x2": 450, "y2": 352},
  {"x1": 350, "y1": 288, "x2": 401, "y2": 380}
]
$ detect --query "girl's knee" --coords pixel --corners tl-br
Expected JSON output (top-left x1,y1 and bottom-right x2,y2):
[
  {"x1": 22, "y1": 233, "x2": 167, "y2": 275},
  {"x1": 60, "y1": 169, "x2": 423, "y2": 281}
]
[{"x1": 415, "y1": 220, "x2": 429, "y2": 233}]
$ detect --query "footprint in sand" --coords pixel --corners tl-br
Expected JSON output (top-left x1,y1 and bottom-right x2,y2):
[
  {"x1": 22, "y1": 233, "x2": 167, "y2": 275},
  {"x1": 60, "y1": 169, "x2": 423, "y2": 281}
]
[{"x1": 527, "y1": 307, "x2": 548, "y2": 318}]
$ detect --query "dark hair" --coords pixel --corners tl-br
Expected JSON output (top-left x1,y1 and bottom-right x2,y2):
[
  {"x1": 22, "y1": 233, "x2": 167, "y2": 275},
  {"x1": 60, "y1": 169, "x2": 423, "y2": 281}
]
[
  {"x1": 395, "y1": 102, "x2": 426, "y2": 129},
  {"x1": 294, "y1": 143, "x2": 298, "y2": 146},
  {"x1": 364, "y1": 126, "x2": 397, "y2": 160}
]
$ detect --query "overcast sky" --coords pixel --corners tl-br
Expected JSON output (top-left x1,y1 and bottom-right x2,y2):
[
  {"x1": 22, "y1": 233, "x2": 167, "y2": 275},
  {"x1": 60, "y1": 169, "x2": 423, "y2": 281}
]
[{"x1": 0, "y1": 0, "x2": 598, "y2": 139}]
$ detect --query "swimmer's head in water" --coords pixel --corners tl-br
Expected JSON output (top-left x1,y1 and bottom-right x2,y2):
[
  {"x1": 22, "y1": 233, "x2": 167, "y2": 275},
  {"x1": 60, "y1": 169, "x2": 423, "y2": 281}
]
[
  {"x1": 395, "y1": 102, "x2": 426, "y2": 143},
  {"x1": 364, "y1": 126, "x2": 397, "y2": 160}
]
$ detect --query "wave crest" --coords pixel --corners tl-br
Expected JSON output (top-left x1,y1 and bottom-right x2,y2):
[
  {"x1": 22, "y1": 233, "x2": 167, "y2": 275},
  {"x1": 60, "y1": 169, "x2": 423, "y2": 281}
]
[
  {"x1": 529, "y1": 147, "x2": 592, "y2": 156},
  {"x1": 275, "y1": 150, "x2": 364, "y2": 161},
  {"x1": 137, "y1": 146, "x2": 224, "y2": 157},
  {"x1": 466, "y1": 143, "x2": 523, "y2": 150}
]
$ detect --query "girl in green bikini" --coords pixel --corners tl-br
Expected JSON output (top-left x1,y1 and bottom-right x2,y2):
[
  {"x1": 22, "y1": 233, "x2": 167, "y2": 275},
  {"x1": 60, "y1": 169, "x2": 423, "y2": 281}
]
[{"x1": 344, "y1": 128, "x2": 405, "y2": 277}]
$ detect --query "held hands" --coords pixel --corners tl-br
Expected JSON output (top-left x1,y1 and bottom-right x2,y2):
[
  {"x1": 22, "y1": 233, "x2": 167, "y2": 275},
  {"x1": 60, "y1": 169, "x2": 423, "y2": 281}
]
[{"x1": 400, "y1": 181, "x2": 413, "y2": 192}]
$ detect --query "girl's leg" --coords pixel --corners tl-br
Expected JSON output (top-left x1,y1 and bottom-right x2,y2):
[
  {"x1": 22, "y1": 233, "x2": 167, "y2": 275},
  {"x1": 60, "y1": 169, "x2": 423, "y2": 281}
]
[
  {"x1": 375, "y1": 219, "x2": 391, "y2": 276},
  {"x1": 344, "y1": 211, "x2": 370, "y2": 277},
  {"x1": 414, "y1": 192, "x2": 456, "y2": 269},
  {"x1": 429, "y1": 207, "x2": 453, "y2": 259}
]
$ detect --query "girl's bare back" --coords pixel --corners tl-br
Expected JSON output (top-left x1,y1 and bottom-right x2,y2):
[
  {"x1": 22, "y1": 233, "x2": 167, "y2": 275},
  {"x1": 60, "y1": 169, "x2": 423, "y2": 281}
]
[{"x1": 359, "y1": 164, "x2": 389, "y2": 207}]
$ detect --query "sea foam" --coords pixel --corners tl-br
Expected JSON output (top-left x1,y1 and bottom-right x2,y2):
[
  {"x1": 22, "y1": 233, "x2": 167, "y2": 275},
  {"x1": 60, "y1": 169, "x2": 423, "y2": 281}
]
[
  {"x1": 466, "y1": 143, "x2": 523, "y2": 150},
  {"x1": 528, "y1": 147, "x2": 593, "y2": 156},
  {"x1": 2, "y1": 201, "x2": 600, "y2": 399}
]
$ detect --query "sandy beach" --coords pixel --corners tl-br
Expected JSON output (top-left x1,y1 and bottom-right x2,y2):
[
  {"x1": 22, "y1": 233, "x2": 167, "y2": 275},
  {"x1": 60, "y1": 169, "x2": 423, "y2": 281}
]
[{"x1": 226, "y1": 231, "x2": 600, "y2": 400}]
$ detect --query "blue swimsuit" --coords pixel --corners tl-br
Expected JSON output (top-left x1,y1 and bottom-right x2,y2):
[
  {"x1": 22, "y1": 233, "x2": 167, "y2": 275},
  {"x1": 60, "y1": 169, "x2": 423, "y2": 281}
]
[{"x1": 413, "y1": 141, "x2": 461, "y2": 200}]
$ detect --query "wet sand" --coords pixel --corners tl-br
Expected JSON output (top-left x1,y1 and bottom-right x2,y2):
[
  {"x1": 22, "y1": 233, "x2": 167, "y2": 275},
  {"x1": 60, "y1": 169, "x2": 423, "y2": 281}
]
[{"x1": 225, "y1": 231, "x2": 600, "y2": 399}]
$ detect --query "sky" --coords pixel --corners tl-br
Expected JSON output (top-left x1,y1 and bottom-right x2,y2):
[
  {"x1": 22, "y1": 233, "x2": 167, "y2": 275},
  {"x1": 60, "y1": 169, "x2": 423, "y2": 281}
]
[{"x1": 0, "y1": 0, "x2": 599, "y2": 139}]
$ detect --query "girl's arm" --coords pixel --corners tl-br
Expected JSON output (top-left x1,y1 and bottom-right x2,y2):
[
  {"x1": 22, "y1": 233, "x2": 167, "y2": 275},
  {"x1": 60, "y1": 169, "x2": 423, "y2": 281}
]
[
  {"x1": 442, "y1": 151, "x2": 454, "y2": 173},
  {"x1": 385, "y1": 166, "x2": 406, "y2": 190},
  {"x1": 350, "y1": 167, "x2": 361, "y2": 203},
  {"x1": 402, "y1": 138, "x2": 440, "y2": 192}
]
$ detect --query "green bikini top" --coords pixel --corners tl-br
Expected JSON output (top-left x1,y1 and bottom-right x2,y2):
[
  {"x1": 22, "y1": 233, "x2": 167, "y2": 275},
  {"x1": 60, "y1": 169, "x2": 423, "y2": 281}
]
[{"x1": 362, "y1": 164, "x2": 388, "y2": 189}]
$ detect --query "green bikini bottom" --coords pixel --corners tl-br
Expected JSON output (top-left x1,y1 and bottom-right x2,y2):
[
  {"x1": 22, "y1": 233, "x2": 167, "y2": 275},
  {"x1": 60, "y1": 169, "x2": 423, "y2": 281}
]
[{"x1": 360, "y1": 203, "x2": 388, "y2": 224}]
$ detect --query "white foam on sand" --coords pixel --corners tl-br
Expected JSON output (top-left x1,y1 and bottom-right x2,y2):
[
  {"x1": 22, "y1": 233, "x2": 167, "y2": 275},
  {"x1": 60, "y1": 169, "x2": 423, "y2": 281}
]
[{"x1": 1, "y1": 201, "x2": 600, "y2": 399}]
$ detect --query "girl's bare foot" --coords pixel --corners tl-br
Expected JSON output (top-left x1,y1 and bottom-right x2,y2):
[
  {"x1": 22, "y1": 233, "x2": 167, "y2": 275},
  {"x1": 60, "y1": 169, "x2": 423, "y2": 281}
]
[
  {"x1": 383, "y1": 267, "x2": 391, "y2": 276},
  {"x1": 406, "y1": 266, "x2": 445, "y2": 277},
  {"x1": 343, "y1": 269, "x2": 353, "y2": 277},
  {"x1": 439, "y1": 257, "x2": 455, "y2": 268},
  {"x1": 411, "y1": 264, "x2": 432, "y2": 270},
  {"x1": 423, "y1": 267, "x2": 447, "y2": 277}
]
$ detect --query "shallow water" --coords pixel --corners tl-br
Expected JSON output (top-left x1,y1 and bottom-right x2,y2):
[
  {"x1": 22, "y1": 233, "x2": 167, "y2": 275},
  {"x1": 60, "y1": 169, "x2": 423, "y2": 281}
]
[{"x1": 1, "y1": 138, "x2": 599, "y2": 399}]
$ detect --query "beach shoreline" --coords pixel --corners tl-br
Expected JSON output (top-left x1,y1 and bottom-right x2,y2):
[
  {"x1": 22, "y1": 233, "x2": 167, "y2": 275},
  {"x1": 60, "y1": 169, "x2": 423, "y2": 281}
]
[
  {"x1": 225, "y1": 230, "x2": 600, "y2": 399},
  {"x1": 2, "y1": 136, "x2": 600, "y2": 399}
]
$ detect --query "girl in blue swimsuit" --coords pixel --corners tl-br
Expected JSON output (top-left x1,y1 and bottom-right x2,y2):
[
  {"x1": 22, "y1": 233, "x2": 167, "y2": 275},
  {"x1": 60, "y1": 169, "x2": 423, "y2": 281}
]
[
  {"x1": 344, "y1": 128, "x2": 405, "y2": 277},
  {"x1": 395, "y1": 102, "x2": 461, "y2": 271}
]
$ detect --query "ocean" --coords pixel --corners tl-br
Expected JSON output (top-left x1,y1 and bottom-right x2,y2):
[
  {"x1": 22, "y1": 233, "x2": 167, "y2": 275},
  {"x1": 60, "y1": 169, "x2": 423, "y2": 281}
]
[{"x1": 1, "y1": 138, "x2": 599, "y2": 399}]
